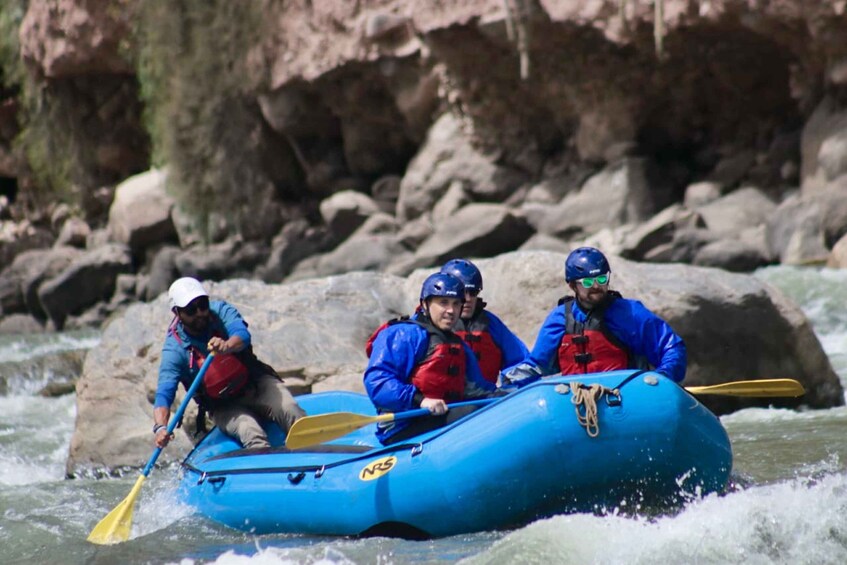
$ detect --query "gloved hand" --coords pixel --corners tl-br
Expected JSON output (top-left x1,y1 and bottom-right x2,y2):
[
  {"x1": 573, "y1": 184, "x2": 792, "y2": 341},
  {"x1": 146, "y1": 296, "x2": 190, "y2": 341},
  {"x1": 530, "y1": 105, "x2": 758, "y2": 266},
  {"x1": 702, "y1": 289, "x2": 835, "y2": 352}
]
[{"x1": 498, "y1": 362, "x2": 543, "y2": 389}]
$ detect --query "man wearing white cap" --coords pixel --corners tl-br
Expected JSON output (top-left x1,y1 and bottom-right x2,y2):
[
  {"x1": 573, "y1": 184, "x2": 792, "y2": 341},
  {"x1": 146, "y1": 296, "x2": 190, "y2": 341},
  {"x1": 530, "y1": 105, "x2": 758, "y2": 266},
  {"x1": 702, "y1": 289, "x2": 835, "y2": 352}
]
[{"x1": 152, "y1": 277, "x2": 305, "y2": 449}]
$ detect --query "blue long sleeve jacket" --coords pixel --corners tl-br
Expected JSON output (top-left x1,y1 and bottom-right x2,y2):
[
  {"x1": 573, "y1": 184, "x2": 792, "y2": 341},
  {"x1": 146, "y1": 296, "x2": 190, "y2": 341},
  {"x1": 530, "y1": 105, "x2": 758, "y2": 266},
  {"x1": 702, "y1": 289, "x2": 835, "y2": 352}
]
[
  {"x1": 155, "y1": 300, "x2": 252, "y2": 409},
  {"x1": 527, "y1": 297, "x2": 687, "y2": 383}
]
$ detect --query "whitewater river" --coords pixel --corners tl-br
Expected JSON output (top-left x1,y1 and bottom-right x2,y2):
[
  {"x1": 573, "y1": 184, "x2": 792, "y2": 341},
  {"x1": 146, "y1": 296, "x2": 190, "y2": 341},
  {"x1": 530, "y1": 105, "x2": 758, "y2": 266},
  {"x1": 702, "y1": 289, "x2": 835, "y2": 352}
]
[{"x1": 1, "y1": 265, "x2": 846, "y2": 564}]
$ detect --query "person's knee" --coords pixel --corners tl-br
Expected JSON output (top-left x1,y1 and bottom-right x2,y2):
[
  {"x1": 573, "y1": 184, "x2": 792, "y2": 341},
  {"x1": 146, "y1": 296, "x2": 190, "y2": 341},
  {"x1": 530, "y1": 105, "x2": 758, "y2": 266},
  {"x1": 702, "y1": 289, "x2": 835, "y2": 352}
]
[
  {"x1": 242, "y1": 435, "x2": 270, "y2": 449},
  {"x1": 268, "y1": 401, "x2": 304, "y2": 431},
  {"x1": 229, "y1": 414, "x2": 269, "y2": 448},
  {"x1": 256, "y1": 378, "x2": 306, "y2": 424}
]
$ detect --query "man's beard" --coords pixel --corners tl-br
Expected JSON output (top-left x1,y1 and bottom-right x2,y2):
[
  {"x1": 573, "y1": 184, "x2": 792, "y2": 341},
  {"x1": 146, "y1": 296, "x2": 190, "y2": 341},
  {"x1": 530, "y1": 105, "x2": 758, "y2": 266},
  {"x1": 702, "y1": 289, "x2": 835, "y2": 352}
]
[
  {"x1": 183, "y1": 315, "x2": 210, "y2": 335},
  {"x1": 579, "y1": 290, "x2": 607, "y2": 309}
]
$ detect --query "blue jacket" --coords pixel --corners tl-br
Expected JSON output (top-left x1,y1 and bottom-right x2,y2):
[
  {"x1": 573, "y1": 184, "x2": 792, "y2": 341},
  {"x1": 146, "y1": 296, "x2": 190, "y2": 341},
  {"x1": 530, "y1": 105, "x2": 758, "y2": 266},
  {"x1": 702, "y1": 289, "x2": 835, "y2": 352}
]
[
  {"x1": 155, "y1": 300, "x2": 251, "y2": 409},
  {"x1": 363, "y1": 315, "x2": 495, "y2": 442},
  {"x1": 526, "y1": 296, "x2": 686, "y2": 383}
]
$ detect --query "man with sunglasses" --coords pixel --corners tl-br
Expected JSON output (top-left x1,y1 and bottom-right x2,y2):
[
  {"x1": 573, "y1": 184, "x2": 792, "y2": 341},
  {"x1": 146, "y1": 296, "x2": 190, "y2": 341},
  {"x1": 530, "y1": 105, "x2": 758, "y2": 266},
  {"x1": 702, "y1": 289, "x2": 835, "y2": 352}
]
[
  {"x1": 503, "y1": 247, "x2": 686, "y2": 385},
  {"x1": 152, "y1": 277, "x2": 305, "y2": 450},
  {"x1": 439, "y1": 259, "x2": 529, "y2": 384}
]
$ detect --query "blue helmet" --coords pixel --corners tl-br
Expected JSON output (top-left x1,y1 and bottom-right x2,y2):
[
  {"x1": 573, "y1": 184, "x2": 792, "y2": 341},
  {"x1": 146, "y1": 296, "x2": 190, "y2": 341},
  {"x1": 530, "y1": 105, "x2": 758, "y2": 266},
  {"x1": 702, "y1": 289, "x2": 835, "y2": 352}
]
[
  {"x1": 440, "y1": 259, "x2": 483, "y2": 293},
  {"x1": 565, "y1": 247, "x2": 611, "y2": 282},
  {"x1": 420, "y1": 272, "x2": 465, "y2": 302}
]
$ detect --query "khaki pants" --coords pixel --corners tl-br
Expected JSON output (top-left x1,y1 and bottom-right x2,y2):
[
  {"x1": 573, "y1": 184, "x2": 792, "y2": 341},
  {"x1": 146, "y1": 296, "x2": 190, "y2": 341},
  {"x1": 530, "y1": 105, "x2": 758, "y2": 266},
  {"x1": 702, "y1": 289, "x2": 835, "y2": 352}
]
[{"x1": 211, "y1": 373, "x2": 306, "y2": 449}]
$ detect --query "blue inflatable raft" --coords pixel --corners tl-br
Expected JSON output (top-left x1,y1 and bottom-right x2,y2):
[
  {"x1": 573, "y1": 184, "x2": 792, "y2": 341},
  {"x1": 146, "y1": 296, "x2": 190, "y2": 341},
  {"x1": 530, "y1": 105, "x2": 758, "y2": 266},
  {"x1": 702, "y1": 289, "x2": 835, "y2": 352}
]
[{"x1": 178, "y1": 370, "x2": 732, "y2": 538}]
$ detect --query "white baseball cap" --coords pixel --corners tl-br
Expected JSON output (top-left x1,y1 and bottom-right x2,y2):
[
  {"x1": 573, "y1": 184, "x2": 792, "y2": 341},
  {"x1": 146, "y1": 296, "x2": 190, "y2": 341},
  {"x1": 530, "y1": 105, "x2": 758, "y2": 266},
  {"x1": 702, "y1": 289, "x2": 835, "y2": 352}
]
[{"x1": 168, "y1": 277, "x2": 209, "y2": 310}]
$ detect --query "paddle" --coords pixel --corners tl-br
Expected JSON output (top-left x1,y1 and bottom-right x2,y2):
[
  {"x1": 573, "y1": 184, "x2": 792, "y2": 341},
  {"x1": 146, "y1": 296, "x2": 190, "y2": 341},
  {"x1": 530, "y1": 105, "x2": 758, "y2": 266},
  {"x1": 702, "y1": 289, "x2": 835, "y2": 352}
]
[
  {"x1": 684, "y1": 378, "x2": 805, "y2": 398},
  {"x1": 87, "y1": 352, "x2": 215, "y2": 545},
  {"x1": 284, "y1": 398, "x2": 498, "y2": 450}
]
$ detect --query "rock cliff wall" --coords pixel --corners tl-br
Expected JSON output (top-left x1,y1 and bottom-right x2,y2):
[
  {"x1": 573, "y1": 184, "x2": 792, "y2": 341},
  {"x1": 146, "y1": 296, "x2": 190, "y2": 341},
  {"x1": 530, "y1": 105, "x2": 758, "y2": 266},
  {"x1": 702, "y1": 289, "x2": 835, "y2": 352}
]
[{"x1": 0, "y1": 1, "x2": 846, "y2": 338}]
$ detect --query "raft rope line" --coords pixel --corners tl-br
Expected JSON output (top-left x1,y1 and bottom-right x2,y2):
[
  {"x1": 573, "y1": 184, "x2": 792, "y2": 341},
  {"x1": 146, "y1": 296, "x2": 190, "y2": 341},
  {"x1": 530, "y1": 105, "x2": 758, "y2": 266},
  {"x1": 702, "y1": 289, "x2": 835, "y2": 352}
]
[
  {"x1": 570, "y1": 382, "x2": 618, "y2": 437},
  {"x1": 568, "y1": 370, "x2": 646, "y2": 437}
]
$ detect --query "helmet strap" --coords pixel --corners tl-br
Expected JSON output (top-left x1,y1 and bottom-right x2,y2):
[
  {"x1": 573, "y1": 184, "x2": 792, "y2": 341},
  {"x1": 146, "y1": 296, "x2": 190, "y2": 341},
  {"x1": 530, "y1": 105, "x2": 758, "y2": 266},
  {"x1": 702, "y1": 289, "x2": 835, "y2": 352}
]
[{"x1": 419, "y1": 300, "x2": 433, "y2": 321}]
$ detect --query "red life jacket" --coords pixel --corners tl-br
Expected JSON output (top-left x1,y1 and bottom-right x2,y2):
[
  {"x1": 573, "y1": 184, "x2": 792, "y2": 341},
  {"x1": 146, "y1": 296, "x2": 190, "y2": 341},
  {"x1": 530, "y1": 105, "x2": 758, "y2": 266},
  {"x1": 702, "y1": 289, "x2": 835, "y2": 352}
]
[
  {"x1": 366, "y1": 316, "x2": 467, "y2": 401},
  {"x1": 365, "y1": 316, "x2": 410, "y2": 357},
  {"x1": 557, "y1": 292, "x2": 632, "y2": 375},
  {"x1": 169, "y1": 316, "x2": 251, "y2": 400},
  {"x1": 454, "y1": 309, "x2": 502, "y2": 384}
]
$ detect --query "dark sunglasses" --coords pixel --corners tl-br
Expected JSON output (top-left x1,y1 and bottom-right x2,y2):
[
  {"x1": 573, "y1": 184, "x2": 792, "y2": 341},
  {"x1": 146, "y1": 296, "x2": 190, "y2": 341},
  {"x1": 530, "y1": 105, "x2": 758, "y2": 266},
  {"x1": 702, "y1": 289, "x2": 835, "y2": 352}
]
[
  {"x1": 180, "y1": 297, "x2": 210, "y2": 316},
  {"x1": 465, "y1": 289, "x2": 480, "y2": 297},
  {"x1": 579, "y1": 274, "x2": 610, "y2": 288}
]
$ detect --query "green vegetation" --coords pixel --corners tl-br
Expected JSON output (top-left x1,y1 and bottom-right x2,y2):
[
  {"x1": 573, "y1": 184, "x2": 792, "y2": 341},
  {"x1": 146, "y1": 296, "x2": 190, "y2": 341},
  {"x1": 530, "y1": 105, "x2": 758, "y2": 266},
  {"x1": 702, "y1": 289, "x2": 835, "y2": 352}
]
[
  {"x1": 0, "y1": 1, "x2": 26, "y2": 89},
  {"x1": 0, "y1": 0, "x2": 92, "y2": 211},
  {"x1": 2, "y1": 0, "x2": 271, "y2": 224},
  {"x1": 136, "y1": 0, "x2": 269, "y2": 242}
]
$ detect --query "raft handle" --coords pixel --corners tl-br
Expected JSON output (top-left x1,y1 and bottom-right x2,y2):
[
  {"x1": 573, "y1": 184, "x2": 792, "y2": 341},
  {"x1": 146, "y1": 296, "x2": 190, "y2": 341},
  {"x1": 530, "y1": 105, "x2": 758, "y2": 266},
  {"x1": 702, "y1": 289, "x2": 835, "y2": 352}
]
[
  {"x1": 288, "y1": 472, "x2": 306, "y2": 484},
  {"x1": 196, "y1": 472, "x2": 207, "y2": 485},
  {"x1": 605, "y1": 390, "x2": 622, "y2": 407},
  {"x1": 411, "y1": 444, "x2": 423, "y2": 457}
]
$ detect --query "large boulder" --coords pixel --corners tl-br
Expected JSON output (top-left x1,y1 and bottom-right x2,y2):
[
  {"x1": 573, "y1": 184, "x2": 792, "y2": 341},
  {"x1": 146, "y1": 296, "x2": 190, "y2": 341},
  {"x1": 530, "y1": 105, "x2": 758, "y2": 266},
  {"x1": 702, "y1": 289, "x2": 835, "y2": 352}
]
[
  {"x1": 68, "y1": 273, "x2": 410, "y2": 475},
  {"x1": 766, "y1": 193, "x2": 830, "y2": 265},
  {"x1": 107, "y1": 168, "x2": 178, "y2": 257},
  {"x1": 800, "y1": 97, "x2": 847, "y2": 194},
  {"x1": 537, "y1": 158, "x2": 671, "y2": 239},
  {"x1": 37, "y1": 244, "x2": 133, "y2": 330},
  {"x1": 395, "y1": 113, "x2": 527, "y2": 222},
  {"x1": 19, "y1": 0, "x2": 135, "y2": 78},
  {"x1": 411, "y1": 204, "x2": 534, "y2": 267},
  {"x1": 695, "y1": 186, "x2": 777, "y2": 238},
  {"x1": 21, "y1": 247, "x2": 85, "y2": 319},
  {"x1": 67, "y1": 251, "x2": 843, "y2": 475}
]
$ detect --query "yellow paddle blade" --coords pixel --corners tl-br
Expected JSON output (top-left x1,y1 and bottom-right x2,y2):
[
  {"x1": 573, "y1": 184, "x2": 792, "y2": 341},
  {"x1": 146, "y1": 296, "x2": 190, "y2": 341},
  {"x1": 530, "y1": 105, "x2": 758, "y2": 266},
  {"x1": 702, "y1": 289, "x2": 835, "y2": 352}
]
[
  {"x1": 285, "y1": 412, "x2": 394, "y2": 449},
  {"x1": 685, "y1": 378, "x2": 805, "y2": 398},
  {"x1": 87, "y1": 474, "x2": 146, "y2": 545}
]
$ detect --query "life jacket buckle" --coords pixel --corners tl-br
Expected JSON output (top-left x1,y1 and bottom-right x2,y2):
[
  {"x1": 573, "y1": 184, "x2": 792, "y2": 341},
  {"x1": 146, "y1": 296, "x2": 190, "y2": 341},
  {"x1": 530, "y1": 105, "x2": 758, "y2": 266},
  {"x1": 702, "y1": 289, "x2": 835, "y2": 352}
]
[{"x1": 574, "y1": 352, "x2": 593, "y2": 364}]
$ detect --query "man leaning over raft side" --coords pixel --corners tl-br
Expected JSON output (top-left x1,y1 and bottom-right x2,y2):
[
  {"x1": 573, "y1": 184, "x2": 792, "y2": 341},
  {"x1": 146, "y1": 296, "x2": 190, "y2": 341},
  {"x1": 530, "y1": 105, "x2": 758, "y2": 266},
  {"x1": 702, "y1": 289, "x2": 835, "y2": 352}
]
[
  {"x1": 363, "y1": 272, "x2": 501, "y2": 445},
  {"x1": 502, "y1": 247, "x2": 687, "y2": 386},
  {"x1": 152, "y1": 277, "x2": 306, "y2": 450}
]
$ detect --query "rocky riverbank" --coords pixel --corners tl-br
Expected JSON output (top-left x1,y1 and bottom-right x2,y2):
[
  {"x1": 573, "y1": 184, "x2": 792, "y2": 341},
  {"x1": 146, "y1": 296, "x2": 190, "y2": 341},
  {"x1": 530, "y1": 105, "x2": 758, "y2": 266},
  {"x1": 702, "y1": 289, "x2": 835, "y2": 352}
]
[{"x1": 1, "y1": 1, "x2": 847, "y2": 334}]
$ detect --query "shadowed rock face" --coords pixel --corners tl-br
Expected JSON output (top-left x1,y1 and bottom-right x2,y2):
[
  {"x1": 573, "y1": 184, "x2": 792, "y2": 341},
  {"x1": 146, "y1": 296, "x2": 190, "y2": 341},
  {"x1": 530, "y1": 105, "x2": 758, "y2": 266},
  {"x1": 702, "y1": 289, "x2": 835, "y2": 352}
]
[
  {"x1": 67, "y1": 251, "x2": 843, "y2": 476},
  {"x1": 3, "y1": 1, "x2": 846, "y2": 332},
  {"x1": 11, "y1": 1, "x2": 841, "y2": 215}
]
